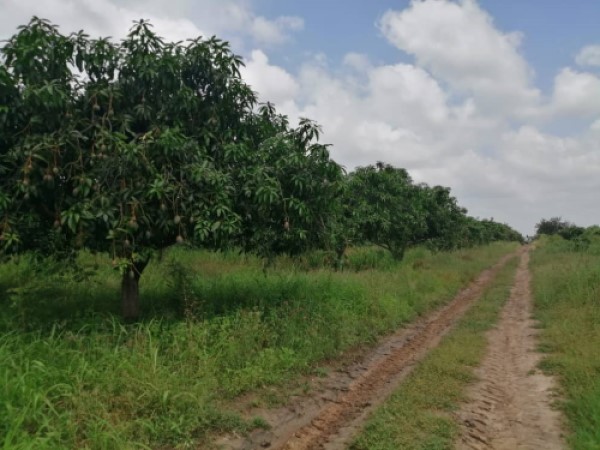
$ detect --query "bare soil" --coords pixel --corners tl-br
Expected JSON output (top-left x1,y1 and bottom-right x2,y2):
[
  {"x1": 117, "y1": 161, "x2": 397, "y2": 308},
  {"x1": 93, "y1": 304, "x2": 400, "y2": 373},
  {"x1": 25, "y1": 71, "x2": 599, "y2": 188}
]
[
  {"x1": 455, "y1": 249, "x2": 565, "y2": 449},
  {"x1": 215, "y1": 251, "x2": 517, "y2": 450}
]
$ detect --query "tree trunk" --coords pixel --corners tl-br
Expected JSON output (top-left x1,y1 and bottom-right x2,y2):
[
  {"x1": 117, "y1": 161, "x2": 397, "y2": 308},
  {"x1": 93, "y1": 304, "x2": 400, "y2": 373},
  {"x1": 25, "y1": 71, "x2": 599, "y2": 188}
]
[
  {"x1": 121, "y1": 259, "x2": 149, "y2": 321},
  {"x1": 335, "y1": 242, "x2": 347, "y2": 271},
  {"x1": 391, "y1": 245, "x2": 406, "y2": 261},
  {"x1": 121, "y1": 269, "x2": 141, "y2": 321}
]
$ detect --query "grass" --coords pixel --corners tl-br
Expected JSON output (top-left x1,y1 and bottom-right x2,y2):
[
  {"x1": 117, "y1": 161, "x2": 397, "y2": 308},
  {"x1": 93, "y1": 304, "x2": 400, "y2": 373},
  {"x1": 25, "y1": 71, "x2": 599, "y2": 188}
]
[
  {"x1": 530, "y1": 236, "x2": 600, "y2": 449},
  {"x1": 0, "y1": 242, "x2": 517, "y2": 449},
  {"x1": 351, "y1": 254, "x2": 519, "y2": 450}
]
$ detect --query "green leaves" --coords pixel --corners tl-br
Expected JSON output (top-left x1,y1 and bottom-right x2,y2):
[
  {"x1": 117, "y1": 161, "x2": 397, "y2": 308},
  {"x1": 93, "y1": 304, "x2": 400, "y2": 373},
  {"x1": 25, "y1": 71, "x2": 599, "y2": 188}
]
[
  {"x1": 0, "y1": 18, "x2": 247, "y2": 259},
  {"x1": 0, "y1": 17, "x2": 347, "y2": 266},
  {"x1": 0, "y1": 17, "x2": 526, "y2": 321},
  {"x1": 255, "y1": 184, "x2": 279, "y2": 205},
  {"x1": 230, "y1": 111, "x2": 343, "y2": 258},
  {"x1": 340, "y1": 163, "x2": 522, "y2": 260},
  {"x1": 342, "y1": 164, "x2": 421, "y2": 259},
  {"x1": 60, "y1": 209, "x2": 80, "y2": 234},
  {"x1": 2, "y1": 16, "x2": 522, "y2": 275}
]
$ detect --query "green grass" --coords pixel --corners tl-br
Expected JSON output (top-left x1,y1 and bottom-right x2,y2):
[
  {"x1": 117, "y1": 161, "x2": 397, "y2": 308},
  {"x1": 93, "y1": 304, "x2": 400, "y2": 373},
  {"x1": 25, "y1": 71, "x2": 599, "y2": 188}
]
[
  {"x1": 0, "y1": 242, "x2": 517, "y2": 449},
  {"x1": 351, "y1": 255, "x2": 519, "y2": 450},
  {"x1": 530, "y1": 236, "x2": 600, "y2": 449}
]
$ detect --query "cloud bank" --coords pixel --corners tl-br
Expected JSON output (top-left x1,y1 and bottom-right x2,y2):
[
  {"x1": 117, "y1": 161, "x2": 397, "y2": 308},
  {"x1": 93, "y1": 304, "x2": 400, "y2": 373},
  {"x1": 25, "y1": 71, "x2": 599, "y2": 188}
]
[{"x1": 242, "y1": 0, "x2": 600, "y2": 234}]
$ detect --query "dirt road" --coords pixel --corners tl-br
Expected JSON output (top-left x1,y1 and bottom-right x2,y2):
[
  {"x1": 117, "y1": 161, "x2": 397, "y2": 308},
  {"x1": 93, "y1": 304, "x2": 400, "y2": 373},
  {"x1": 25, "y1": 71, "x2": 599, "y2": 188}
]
[
  {"x1": 456, "y1": 248, "x2": 564, "y2": 449},
  {"x1": 217, "y1": 251, "x2": 517, "y2": 450}
]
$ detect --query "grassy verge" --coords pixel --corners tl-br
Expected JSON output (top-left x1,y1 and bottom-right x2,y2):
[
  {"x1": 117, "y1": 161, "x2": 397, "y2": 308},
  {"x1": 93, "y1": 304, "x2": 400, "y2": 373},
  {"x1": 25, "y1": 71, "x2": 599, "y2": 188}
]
[
  {"x1": 351, "y1": 255, "x2": 519, "y2": 450},
  {"x1": 530, "y1": 236, "x2": 600, "y2": 449},
  {"x1": 0, "y1": 243, "x2": 517, "y2": 449}
]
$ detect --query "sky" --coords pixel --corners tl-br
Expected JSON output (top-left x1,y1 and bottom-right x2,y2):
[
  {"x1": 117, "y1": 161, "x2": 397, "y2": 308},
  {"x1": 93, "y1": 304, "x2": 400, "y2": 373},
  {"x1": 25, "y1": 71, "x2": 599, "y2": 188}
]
[{"x1": 2, "y1": 0, "x2": 600, "y2": 235}]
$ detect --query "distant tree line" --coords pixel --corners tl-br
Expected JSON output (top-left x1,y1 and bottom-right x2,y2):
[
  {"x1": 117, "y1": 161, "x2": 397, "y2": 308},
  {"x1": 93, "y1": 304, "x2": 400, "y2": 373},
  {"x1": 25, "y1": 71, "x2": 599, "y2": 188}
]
[
  {"x1": 535, "y1": 217, "x2": 600, "y2": 251},
  {"x1": 333, "y1": 163, "x2": 522, "y2": 263},
  {"x1": 0, "y1": 18, "x2": 522, "y2": 318},
  {"x1": 535, "y1": 217, "x2": 586, "y2": 240}
]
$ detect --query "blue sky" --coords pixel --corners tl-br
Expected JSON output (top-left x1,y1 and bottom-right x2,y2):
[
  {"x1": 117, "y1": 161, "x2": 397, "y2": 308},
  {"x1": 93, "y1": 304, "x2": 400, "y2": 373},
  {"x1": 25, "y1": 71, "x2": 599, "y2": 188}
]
[
  {"x1": 2, "y1": 0, "x2": 600, "y2": 234},
  {"x1": 254, "y1": 0, "x2": 600, "y2": 93}
]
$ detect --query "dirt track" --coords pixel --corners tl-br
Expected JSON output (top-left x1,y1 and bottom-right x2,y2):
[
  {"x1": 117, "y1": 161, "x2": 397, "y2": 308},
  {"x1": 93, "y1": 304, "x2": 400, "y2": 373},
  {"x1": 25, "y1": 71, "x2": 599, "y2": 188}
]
[
  {"x1": 456, "y1": 248, "x2": 565, "y2": 449},
  {"x1": 216, "y1": 251, "x2": 517, "y2": 450}
]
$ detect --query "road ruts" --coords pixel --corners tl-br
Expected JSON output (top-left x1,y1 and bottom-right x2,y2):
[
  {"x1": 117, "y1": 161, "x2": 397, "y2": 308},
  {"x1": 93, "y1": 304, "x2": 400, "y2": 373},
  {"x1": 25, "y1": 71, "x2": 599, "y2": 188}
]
[
  {"x1": 456, "y1": 248, "x2": 564, "y2": 450},
  {"x1": 250, "y1": 251, "x2": 518, "y2": 450}
]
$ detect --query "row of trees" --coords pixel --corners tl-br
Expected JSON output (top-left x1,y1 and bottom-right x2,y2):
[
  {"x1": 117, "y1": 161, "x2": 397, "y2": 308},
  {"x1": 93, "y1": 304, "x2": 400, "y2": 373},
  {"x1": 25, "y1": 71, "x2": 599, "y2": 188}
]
[
  {"x1": 0, "y1": 19, "x2": 522, "y2": 319},
  {"x1": 337, "y1": 163, "x2": 522, "y2": 262}
]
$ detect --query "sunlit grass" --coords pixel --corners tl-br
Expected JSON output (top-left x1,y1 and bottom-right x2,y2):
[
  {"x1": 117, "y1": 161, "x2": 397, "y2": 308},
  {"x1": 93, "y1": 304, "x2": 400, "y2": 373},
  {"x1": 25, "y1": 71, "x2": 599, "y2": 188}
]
[
  {"x1": 530, "y1": 237, "x2": 600, "y2": 449},
  {"x1": 0, "y1": 242, "x2": 517, "y2": 449}
]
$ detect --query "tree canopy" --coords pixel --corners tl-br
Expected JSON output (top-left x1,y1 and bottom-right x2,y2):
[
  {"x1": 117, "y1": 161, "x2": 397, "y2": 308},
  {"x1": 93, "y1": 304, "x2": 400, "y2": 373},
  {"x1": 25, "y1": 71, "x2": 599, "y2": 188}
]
[
  {"x1": 535, "y1": 217, "x2": 585, "y2": 241},
  {"x1": 342, "y1": 163, "x2": 427, "y2": 260},
  {"x1": 0, "y1": 18, "x2": 342, "y2": 318},
  {"x1": 339, "y1": 163, "x2": 521, "y2": 260},
  {"x1": 1, "y1": 18, "x2": 523, "y2": 319}
]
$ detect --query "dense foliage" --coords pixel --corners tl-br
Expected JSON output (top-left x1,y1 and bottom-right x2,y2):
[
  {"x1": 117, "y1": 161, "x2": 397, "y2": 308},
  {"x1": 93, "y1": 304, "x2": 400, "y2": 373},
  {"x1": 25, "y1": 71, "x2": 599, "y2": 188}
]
[
  {"x1": 463, "y1": 217, "x2": 524, "y2": 246},
  {"x1": 340, "y1": 163, "x2": 522, "y2": 261},
  {"x1": 0, "y1": 18, "x2": 523, "y2": 318},
  {"x1": 535, "y1": 217, "x2": 600, "y2": 254},
  {"x1": 341, "y1": 163, "x2": 458, "y2": 259},
  {"x1": 535, "y1": 217, "x2": 585, "y2": 241},
  {"x1": 0, "y1": 18, "x2": 342, "y2": 318}
]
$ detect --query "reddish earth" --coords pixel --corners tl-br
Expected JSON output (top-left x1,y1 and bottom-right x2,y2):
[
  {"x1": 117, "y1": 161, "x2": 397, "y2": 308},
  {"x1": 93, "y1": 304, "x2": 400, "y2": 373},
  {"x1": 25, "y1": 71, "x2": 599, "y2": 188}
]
[{"x1": 216, "y1": 251, "x2": 518, "y2": 450}]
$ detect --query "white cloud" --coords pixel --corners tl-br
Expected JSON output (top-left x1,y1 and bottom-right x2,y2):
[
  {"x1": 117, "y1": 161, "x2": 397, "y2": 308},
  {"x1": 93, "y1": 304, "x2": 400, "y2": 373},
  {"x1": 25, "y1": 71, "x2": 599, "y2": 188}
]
[
  {"x1": 498, "y1": 126, "x2": 600, "y2": 226},
  {"x1": 343, "y1": 53, "x2": 372, "y2": 72},
  {"x1": 0, "y1": 0, "x2": 203, "y2": 42},
  {"x1": 575, "y1": 45, "x2": 600, "y2": 67},
  {"x1": 241, "y1": 50, "x2": 299, "y2": 108},
  {"x1": 239, "y1": 0, "x2": 600, "y2": 233},
  {"x1": 501, "y1": 127, "x2": 598, "y2": 182},
  {"x1": 367, "y1": 64, "x2": 449, "y2": 130},
  {"x1": 548, "y1": 68, "x2": 600, "y2": 118},
  {"x1": 250, "y1": 15, "x2": 304, "y2": 45},
  {"x1": 379, "y1": 0, "x2": 540, "y2": 117},
  {"x1": 0, "y1": 0, "x2": 303, "y2": 46},
  {"x1": 591, "y1": 118, "x2": 600, "y2": 131},
  {"x1": 269, "y1": 59, "x2": 492, "y2": 171}
]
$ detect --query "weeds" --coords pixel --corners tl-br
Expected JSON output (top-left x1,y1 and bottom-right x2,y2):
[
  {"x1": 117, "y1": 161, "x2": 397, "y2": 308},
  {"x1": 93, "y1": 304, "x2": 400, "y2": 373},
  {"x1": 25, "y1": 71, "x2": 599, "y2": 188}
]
[
  {"x1": 0, "y1": 242, "x2": 517, "y2": 449},
  {"x1": 531, "y1": 237, "x2": 600, "y2": 449}
]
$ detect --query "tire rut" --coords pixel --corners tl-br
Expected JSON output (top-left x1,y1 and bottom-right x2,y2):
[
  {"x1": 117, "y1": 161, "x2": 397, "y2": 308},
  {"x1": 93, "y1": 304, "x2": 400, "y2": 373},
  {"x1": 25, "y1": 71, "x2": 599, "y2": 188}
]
[
  {"x1": 216, "y1": 251, "x2": 518, "y2": 450},
  {"x1": 455, "y1": 248, "x2": 565, "y2": 450}
]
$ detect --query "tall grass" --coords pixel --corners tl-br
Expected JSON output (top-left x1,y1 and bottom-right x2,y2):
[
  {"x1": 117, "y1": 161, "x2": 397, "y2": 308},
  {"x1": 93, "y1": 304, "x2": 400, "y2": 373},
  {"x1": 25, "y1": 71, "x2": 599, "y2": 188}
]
[
  {"x1": 0, "y1": 242, "x2": 517, "y2": 449},
  {"x1": 531, "y1": 236, "x2": 600, "y2": 449}
]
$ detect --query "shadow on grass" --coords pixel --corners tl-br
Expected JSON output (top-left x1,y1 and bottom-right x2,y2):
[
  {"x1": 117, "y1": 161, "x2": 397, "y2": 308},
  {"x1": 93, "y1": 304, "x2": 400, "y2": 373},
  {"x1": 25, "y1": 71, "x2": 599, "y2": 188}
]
[{"x1": 0, "y1": 246, "x2": 364, "y2": 332}]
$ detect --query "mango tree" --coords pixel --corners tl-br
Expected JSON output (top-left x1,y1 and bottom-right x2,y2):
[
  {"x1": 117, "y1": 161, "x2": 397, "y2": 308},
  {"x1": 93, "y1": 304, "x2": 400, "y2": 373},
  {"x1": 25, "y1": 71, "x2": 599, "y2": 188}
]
[
  {"x1": 344, "y1": 163, "x2": 427, "y2": 260},
  {"x1": 233, "y1": 104, "x2": 344, "y2": 262},
  {"x1": 0, "y1": 18, "x2": 341, "y2": 319},
  {"x1": 535, "y1": 217, "x2": 572, "y2": 237},
  {"x1": 416, "y1": 184, "x2": 467, "y2": 251}
]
